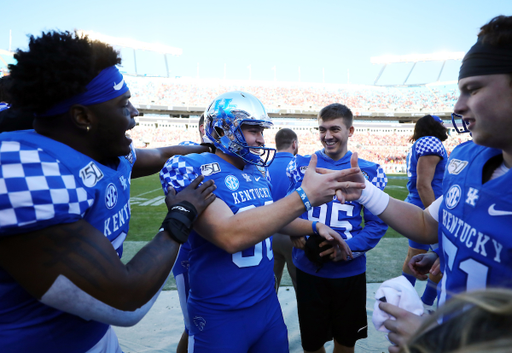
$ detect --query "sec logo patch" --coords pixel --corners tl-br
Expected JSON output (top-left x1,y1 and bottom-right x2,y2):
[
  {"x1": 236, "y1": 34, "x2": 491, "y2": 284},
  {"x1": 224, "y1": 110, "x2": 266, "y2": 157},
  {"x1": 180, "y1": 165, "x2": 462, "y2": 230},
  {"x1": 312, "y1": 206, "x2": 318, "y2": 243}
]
[{"x1": 225, "y1": 175, "x2": 240, "y2": 191}]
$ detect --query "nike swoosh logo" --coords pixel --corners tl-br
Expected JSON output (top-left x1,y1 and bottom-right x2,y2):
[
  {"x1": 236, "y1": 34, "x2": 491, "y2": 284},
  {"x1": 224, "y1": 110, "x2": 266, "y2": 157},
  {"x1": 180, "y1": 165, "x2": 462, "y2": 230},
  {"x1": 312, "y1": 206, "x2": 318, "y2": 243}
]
[
  {"x1": 255, "y1": 177, "x2": 261, "y2": 181},
  {"x1": 113, "y1": 79, "x2": 124, "y2": 91},
  {"x1": 488, "y1": 204, "x2": 512, "y2": 216}
]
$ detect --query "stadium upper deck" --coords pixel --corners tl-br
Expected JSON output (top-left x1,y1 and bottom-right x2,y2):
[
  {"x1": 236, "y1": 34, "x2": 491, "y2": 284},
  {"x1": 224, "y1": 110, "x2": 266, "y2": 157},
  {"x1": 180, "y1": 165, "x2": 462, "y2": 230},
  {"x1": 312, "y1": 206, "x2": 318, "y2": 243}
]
[{"x1": 126, "y1": 75, "x2": 459, "y2": 122}]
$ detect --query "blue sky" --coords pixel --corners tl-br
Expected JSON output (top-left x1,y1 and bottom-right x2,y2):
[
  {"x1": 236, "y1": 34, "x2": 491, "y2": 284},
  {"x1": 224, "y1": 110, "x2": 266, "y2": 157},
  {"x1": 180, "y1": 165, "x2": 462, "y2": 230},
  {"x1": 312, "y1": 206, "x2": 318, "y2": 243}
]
[{"x1": 1, "y1": 0, "x2": 510, "y2": 85}]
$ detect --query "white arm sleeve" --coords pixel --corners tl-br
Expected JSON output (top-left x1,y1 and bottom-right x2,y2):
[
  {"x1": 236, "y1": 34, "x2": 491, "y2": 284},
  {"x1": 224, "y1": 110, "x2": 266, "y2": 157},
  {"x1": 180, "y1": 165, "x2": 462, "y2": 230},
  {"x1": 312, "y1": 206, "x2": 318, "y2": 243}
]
[
  {"x1": 40, "y1": 274, "x2": 168, "y2": 327},
  {"x1": 427, "y1": 196, "x2": 443, "y2": 222}
]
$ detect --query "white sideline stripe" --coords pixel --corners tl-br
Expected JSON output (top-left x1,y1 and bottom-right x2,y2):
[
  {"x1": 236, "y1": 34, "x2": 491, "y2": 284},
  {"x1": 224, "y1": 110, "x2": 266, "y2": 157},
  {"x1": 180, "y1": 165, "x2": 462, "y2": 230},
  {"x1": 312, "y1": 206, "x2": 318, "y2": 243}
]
[{"x1": 134, "y1": 188, "x2": 162, "y2": 197}]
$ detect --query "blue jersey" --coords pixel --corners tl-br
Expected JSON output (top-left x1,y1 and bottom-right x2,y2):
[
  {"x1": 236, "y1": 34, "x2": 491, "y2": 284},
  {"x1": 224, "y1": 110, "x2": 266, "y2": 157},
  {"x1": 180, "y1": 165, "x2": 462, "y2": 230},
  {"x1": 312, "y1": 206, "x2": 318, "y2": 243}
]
[
  {"x1": 160, "y1": 153, "x2": 275, "y2": 310},
  {"x1": 438, "y1": 141, "x2": 512, "y2": 305},
  {"x1": 287, "y1": 150, "x2": 388, "y2": 278},
  {"x1": 0, "y1": 130, "x2": 136, "y2": 353},
  {"x1": 406, "y1": 136, "x2": 447, "y2": 208},
  {"x1": 268, "y1": 152, "x2": 295, "y2": 201}
]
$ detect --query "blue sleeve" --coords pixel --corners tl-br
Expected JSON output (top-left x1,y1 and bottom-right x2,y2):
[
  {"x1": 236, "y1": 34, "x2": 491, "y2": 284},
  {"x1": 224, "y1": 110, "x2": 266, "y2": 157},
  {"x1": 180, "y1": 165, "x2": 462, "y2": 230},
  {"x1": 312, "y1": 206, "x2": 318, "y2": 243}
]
[
  {"x1": 415, "y1": 136, "x2": 446, "y2": 159},
  {"x1": 345, "y1": 164, "x2": 388, "y2": 252},
  {"x1": 159, "y1": 155, "x2": 201, "y2": 195},
  {"x1": 285, "y1": 155, "x2": 308, "y2": 206}
]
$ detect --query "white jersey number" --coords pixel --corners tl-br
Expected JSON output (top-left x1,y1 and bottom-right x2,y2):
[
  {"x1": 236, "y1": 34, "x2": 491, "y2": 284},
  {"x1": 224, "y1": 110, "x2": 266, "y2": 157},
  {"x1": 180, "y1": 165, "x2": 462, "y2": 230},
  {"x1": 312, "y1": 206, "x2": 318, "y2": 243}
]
[
  {"x1": 232, "y1": 202, "x2": 274, "y2": 268},
  {"x1": 439, "y1": 232, "x2": 489, "y2": 306},
  {"x1": 307, "y1": 203, "x2": 354, "y2": 239}
]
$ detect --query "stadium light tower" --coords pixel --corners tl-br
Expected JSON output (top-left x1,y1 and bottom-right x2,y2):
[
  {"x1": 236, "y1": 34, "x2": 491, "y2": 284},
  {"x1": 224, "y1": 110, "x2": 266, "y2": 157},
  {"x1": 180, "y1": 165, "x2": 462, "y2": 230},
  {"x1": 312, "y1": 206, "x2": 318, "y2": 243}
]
[
  {"x1": 76, "y1": 30, "x2": 182, "y2": 77},
  {"x1": 370, "y1": 52, "x2": 465, "y2": 85}
]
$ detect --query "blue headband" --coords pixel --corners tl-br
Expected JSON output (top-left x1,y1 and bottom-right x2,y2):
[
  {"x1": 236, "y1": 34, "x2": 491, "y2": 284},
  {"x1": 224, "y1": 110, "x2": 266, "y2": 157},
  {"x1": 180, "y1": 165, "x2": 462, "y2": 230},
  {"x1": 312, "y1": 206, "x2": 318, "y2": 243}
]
[
  {"x1": 459, "y1": 38, "x2": 512, "y2": 80},
  {"x1": 41, "y1": 66, "x2": 129, "y2": 117}
]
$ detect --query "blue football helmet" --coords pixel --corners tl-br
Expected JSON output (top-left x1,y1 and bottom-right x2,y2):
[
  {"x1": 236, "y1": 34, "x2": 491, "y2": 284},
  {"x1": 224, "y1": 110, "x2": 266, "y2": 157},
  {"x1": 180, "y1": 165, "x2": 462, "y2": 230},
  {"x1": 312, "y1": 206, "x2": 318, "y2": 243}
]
[{"x1": 204, "y1": 91, "x2": 276, "y2": 167}]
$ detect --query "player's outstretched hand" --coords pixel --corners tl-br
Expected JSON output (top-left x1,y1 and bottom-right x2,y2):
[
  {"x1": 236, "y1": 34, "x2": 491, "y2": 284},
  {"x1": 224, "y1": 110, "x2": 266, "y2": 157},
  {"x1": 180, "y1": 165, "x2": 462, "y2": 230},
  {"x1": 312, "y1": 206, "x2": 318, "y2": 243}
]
[
  {"x1": 315, "y1": 152, "x2": 366, "y2": 203},
  {"x1": 290, "y1": 236, "x2": 306, "y2": 250},
  {"x1": 301, "y1": 153, "x2": 365, "y2": 206},
  {"x1": 165, "y1": 175, "x2": 216, "y2": 215},
  {"x1": 408, "y1": 252, "x2": 438, "y2": 280},
  {"x1": 316, "y1": 223, "x2": 353, "y2": 261},
  {"x1": 380, "y1": 302, "x2": 425, "y2": 353}
]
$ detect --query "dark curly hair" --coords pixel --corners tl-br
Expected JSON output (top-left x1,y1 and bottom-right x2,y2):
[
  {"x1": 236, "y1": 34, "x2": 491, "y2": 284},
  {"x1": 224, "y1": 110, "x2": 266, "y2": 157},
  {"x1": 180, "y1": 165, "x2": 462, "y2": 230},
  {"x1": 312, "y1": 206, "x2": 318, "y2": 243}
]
[
  {"x1": 410, "y1": 115, "x2": 448, "y2": 143},
  {"x1": 8, "y1": 31, "x2": 121, "y2": 115},
  {"x1": 478, "y1": 15, "x2": 512, "y2": 47}
]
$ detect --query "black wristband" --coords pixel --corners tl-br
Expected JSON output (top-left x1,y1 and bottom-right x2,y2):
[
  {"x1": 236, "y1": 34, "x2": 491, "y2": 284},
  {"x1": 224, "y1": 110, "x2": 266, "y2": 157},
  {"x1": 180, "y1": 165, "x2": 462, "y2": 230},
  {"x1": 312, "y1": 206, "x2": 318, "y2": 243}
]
[
  {"x1": 160, "y1": 201, "x2": 198, "y2": 244},
  {"x1": 200, "y1": 142, "x2": 216, "y2": 154}
]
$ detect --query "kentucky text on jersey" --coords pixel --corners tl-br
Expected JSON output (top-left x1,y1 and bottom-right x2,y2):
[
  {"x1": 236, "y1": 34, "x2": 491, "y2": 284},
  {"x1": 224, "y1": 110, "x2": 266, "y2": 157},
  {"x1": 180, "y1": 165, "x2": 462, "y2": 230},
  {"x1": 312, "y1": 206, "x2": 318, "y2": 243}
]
[
  {"x1": 104, "y1": 201, "x2": 131, "y2": 236},
  {"x1": 442, "y1": 209, "x2": 503, "y2": 263},
  {"x1": 232, "y1": 187, "x2": 271, "y2": 204}
]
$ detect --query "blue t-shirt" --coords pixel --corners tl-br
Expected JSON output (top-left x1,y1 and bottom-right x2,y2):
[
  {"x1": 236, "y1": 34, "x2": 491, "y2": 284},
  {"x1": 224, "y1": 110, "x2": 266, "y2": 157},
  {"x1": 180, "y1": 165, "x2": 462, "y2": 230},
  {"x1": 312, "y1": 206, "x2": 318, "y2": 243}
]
[
  {"x1": 160, "y1": 153, "x2": 275, "y2": 310},
  {"x1": 437, "y1": 141, "x2": 512, "y2": 305},
  {"x1": 405, "y1": 136, "x2": 447, "y2": 208},
  {"x1": 268, "y1": 152, "x2": 295, "y2": 201},
  {"x1": 0, "y1": 130, "x2": 136, "y2": 353},
  {"x1": 287, "y1": 150, "x2": 388, "y2": 278}
]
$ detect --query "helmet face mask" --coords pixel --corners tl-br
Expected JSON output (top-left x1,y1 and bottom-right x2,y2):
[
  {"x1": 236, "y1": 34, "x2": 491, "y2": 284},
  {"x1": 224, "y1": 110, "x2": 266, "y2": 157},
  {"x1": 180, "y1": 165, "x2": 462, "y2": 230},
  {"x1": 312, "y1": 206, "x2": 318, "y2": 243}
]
[
  {"x1": 451, "y1": 113, "x2": 471, "y2": 134},
  {"x1": 205, "y1": 91, "x2": 276, "y2": 167}
]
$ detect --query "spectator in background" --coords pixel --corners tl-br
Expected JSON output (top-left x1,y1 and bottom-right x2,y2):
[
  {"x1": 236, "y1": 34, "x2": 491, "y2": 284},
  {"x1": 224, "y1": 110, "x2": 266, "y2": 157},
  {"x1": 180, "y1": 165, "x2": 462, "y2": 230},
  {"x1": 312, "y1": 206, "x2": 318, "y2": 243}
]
[
  {"x1": 0, "y1": 30, "x2": 216, "y2": 353},
  {"x1": 268, "y1": 127, "x2": 300, "y2": 291},
  {"x1": 401, "y1": 115, "x2": 448, "y2": 311}
]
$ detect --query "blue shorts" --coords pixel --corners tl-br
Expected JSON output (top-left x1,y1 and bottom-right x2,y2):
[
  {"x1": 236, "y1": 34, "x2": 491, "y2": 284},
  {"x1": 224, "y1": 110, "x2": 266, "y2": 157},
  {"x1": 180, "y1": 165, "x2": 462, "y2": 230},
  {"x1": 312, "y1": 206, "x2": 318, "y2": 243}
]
[{"x1": 188, "y1": 293, "x2": 288, "y2": 353}]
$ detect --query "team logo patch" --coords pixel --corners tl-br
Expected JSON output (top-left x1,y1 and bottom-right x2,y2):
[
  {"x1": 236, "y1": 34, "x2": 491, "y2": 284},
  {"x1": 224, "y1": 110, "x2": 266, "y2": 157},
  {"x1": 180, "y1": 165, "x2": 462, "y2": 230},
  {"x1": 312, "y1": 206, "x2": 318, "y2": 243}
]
[
  {"x1": 362, "y1": 170, "x2": 370, "y2": 180},
  {"x1": 241, "y1": 173, "x2": 252, "y2": 182},
  {"x1": 119, "y1": 175, "x2": 128, "y2": 191},
  {"x1": 300, "y1": 166, "x2": 308, "y2": 174},
  {"x1": 193, "y1": 316, "x2": 207, "y2": 331},
  {"x1": 79, "y1": 162, "x2": 104, "y2": 188},
  {"x1": 447, "y1": 159, "x2": 468, "y2": 175},
  {"x1": 445, "y1": 184, "x2": 462, "y2": 209},
  {"x1": 105, "y1": 183, "x2": 118, "y2": 209},
  {"x1": 201, "y1": 162, "x2": 221, "y2": 176},
  {"x1": 225, "y1": 175, "x2": 240, "y2": 191}
]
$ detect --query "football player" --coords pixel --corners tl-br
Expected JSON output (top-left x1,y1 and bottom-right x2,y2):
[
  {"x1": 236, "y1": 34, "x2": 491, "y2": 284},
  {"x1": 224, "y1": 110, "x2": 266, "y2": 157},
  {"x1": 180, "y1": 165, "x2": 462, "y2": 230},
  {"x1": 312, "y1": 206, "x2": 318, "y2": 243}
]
[
  {"x1": 287, "y1": 103, "x2": 388, "y2": 353},
  {"x1": 333, "y1": 15, "x2": 512, "y2": 353},
  {"x1": 160, "y1": 91, "x2": 354, "y2": 353},
  {"x1": 174, "y1": 114, "x2": 207, "y2": 353},
  {"x1": 0, "y1": 31, "x2": 215, "y2": 353},
  {"x1": 268, "y1": 127, "x2": 300, "y2": 291}
]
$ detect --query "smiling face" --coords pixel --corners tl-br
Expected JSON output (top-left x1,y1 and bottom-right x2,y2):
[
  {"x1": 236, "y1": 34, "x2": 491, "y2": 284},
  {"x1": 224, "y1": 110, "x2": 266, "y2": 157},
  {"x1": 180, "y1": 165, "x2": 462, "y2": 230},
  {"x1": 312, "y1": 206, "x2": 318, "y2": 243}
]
[
  {"x1": 241, "y1": 124, "x2": 265, "y2": 150},
  {"x1": 318, "y1": 117, "x2": 354, "y2": 161},
  {"x1": 454, "y1": 74, "x2": 512, "y2": 153},
  {"x1": 87, "y1": 90, "x2": 138, "y2": 164}
]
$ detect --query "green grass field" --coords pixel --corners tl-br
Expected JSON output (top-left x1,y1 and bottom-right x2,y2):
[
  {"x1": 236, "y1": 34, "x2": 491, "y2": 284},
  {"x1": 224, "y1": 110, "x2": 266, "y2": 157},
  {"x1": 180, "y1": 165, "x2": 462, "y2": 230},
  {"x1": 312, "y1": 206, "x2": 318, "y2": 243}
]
[
  {"x1": 123, "y1": 173, "x2": 410, "y2": 289},
  {"x1": 127, "y1": 173, "x2": 409, "y2": 242}
]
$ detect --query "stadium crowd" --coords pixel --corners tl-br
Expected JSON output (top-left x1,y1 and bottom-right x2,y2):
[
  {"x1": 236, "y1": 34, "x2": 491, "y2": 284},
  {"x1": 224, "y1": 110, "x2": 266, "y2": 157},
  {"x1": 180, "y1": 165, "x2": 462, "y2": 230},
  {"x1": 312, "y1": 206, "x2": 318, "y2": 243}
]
[
  {"x1": 125, "y1": 76, "x2": 458, "y2": 113},
  {"x1": 128, "y1": 123, "x2": 471, "y2": 174}
]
